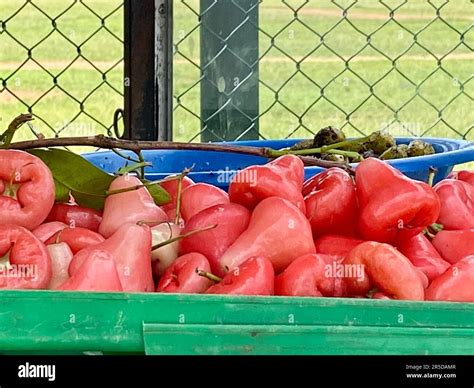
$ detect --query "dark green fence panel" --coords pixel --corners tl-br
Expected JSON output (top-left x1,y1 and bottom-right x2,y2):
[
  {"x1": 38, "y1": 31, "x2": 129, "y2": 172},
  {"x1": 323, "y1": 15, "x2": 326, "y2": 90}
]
[{"x1": 199, "y1": 0, "x2": 259, "y2": 142}]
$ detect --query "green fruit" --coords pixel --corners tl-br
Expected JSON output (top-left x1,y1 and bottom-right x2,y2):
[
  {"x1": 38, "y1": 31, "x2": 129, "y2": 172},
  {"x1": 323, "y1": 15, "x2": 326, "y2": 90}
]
[
  {"x1": 314, "y1": 126, "x2": 346, "y2": 147},
  {"x1": 380, "y1": 144, "x2": 409, "y2": 160},
  {"x1": 364, "y1": 131, "x2": 396, "y2": 155},
  {"x1": 407, "y1": 140, "x2": 435, "y2": 157}
]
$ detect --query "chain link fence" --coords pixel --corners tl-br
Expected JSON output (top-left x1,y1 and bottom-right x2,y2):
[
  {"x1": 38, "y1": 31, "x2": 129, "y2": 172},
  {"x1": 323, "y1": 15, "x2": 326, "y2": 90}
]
[
  {"x1": 173, "y1": 0, "x2": 473, "y2": 142},
  {"x1": 0, "y1": 0, "x2": 124, "y2": 141},
  {"x1": 1, "y1": 0, "x2": 472, "y2": 144}
]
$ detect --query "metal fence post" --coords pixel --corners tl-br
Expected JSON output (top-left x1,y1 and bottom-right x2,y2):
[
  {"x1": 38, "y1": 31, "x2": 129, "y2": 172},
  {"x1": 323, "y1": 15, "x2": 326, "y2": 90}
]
[
  {"x1": 155, "y1": 0, "x2": 173, "y2": 141},
  {"x1": 200, "y1": 0, "x2": 259, "y2": 142},
  {"x1": 124, "y1": 0, "x2": 157, "y2": 140}
]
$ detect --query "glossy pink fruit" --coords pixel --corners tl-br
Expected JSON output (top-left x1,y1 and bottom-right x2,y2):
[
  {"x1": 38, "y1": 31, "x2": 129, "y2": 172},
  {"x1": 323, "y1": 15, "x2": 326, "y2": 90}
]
[
  {"x1": 157, "y1": 252, "x2": 213, "y2": 294},
  {"x1": 47, "y1": 242, "x2": 74, "y2": 289},
  {"x1": 70, "y1": 223, "x2": 153, "y2": 292},
  {"x1": 180, "y1": 183, "x2": 229, "y2": 222},
  {"x1": 206, "y1": 256, "x2": 274, "y2": 296},
  {"x1": 99, "y1": 175, "x2": 167, "y2": 237},
  {"x1": 179, "y1": 203, "x2": 251, "y2": 277},
  {"x1": 57, "y1": 250, "x2": 122, "y2": 292},
  {"x1": 219, "y1": 197, "x2": 315, "y2": 274},
  {"x1": 33, "y1": 221, "x2": 67, "y2": 242}
]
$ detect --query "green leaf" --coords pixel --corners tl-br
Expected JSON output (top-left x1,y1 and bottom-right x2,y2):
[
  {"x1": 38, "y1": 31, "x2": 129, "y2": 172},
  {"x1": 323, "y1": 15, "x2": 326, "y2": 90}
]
[
  {"x1": 29, "y1": 148, "x2": 114, "y2": 210},
  {"x1": 53, "y1": 178, "x2": 70, "y2": 202},
  {"x1": 30, "y1": 148, "x2": 171, "y2": 209},
  {"x1": 142, "y1": 179, "x2": 171, "y2": 206},
  {"x1": 117, "y1": 161, "x2": 152, "y2": 175}
]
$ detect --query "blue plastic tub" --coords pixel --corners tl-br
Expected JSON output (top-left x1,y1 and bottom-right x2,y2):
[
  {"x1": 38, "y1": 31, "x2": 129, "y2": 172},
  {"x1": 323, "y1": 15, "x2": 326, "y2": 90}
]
[{"x1": 84, "y1": 138, "x2": 473, "y2": 188}]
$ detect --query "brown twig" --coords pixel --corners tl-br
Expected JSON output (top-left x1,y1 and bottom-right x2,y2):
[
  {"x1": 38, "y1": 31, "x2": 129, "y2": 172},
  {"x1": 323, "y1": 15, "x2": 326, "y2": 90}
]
[
  {"x1": 1, "y1": 113, "x2": 34, "y2": 146},
  {"x1": 7, "y1": 135, "x2": 280, "y2": 155},
  {"x1": 7, "y1": 134, "x2": 355, "y2": 174},
  {"x1": 7, "y1": 113, "x2": 34, "y2": 132}
]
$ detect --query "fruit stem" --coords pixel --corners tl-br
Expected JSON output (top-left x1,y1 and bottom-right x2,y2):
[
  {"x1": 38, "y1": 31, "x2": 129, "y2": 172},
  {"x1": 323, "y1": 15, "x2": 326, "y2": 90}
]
[
  {"x1": 268, "y1": 144, "x2": 365, "y2": 160},
  {"x1": 138, "y1": 152, "x2": 146, "y2": 180},
  {"x1": 110, "y1": 149, "x2": 141, "y2": 164},
  {"x1": 0, "y1": 114, "x2": 34, "y2": 148},
  {"x1": 429, "y1": 222, "x2": 444, "y2": 233},
  {"x1": 320, "y1": 135, "x2": 371, "y2": 152},
  {"x1": 106, "y1": 168, "x2": 192, "y2": 196},
  {"x1": 105, "y1": 184, "x2": 150, "y2": 196},
  {"x1": 54, "y1": 229, "x2": 63, "y2": 244},
  {"x1": 325, "y1": 149, "x2": 363, "y2": 161},
  {"x1": 174, "y1": 176, "x2": 183, "y2": 224},
  {"x1": 427, "y1": 167, "x2": 437, "y2": 187},
  {"x1": 195, "y1": 268, "x2": 222, "y2": 283},
  {"x1": 137, "y1": 220, "x2": 167, "y2": 227},
  {"x1": 151, "y1": 224, "x2": 217, "y2": 251},
  {"x1": 174, "y1": 166, "x2": 194, "y2": 224},
  {"x1": 423, "y1": 228, "x2": 436, "y2": 240}
]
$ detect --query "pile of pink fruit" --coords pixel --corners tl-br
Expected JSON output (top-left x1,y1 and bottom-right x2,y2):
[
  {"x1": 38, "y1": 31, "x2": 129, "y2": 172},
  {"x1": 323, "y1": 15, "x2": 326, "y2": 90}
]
[{"x1": 1, "y1": 148, "x2": 473, "y2": 302}]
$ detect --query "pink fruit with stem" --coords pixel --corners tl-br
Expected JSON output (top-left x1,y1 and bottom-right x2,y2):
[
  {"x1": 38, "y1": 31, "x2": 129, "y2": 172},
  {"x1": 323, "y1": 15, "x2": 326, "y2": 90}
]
[
  {"x1": 99, "y1": 175, "x2": 168, "y2": 238},
  {"x1": 219, "y1": 197, "x2": 315, "y2": 274}
]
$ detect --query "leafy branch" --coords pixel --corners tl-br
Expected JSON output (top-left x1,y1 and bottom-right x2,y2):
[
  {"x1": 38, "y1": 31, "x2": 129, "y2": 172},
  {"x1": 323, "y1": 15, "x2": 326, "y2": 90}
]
[
  {"x1": 3, "y1": 114, "x2": 355, "y2": 174},
  {"x1": 8, "y1": 135, "x2": 353, "y2": 172}
]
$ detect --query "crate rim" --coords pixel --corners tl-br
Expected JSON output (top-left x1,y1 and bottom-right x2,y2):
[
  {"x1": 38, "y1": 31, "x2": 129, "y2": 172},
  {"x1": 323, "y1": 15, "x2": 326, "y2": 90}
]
[{"x1": 1, "y1": 289, "x2": 472, "y2": 310}]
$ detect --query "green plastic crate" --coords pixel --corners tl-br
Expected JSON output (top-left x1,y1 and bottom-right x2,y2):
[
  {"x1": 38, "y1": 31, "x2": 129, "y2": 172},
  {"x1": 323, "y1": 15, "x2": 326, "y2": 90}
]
[{"x1": 0, "y1": 291, "x2": 472, "y2": 355}]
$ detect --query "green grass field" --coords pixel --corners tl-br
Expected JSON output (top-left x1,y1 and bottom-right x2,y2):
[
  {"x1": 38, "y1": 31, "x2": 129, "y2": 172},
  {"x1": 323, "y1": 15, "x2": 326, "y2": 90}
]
[{"x1": 1, "y1": 0, "x2": 472, "y2": 170}]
